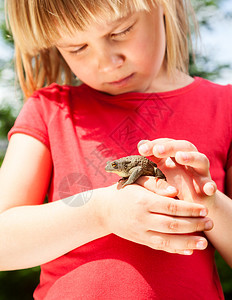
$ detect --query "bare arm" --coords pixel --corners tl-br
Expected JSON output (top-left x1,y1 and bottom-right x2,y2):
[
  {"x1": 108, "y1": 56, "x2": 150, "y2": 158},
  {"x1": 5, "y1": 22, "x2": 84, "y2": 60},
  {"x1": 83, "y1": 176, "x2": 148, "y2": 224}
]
[
  {"x1": 0, "y1": 134, "x2": 108, "y2": 270},
  {"x1": 204, "y1": 167, "x2": 232, "y2": 267},
  {"x1": 0, "y1": 134, "x2": 213, "y2": 270},
  {"x1": 0, "y1": 192, "x2": 110, "y2": 270}
]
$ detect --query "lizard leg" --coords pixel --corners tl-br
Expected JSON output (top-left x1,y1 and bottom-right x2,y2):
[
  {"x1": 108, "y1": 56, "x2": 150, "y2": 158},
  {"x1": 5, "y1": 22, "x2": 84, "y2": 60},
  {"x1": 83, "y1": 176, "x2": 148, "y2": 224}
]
[
  {"x1": 121, "y1": 166, "x2": 143, "y2": 187},
  {"x1": 154, "y1": 167, "x2": 166, "y2": 181},
  {"x1": 118, "y1": 177, "x2": 128, "y2": 183}
]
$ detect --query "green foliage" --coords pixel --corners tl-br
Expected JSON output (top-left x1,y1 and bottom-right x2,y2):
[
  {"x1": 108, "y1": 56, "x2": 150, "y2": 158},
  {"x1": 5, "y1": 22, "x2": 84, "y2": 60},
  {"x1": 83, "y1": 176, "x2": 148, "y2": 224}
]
[
  {"x1": 0, "y1": 105, "x2": 16, "y2": 138},
  {"x1": 0, "y1": 22, "x2": 14, "y2": 46},
  {"x1": 215, "y1": 252, "x2": 232, "y2": 295},
  {"x1": 0, "y1": 7, "x2": 22, "y2": 140},
  {"x1": 0, "y1": 267, "x2": 40, "y2": 300},
  {"x1": 188, "y1": 53, "x2": 231, "y2": 80}
]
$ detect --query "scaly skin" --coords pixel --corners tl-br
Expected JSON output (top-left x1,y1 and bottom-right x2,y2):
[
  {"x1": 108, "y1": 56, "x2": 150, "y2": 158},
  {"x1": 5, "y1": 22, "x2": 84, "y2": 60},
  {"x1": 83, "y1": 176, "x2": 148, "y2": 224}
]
[{"x1": 105, "y1": 155, "x2": 166, "y2": 187}]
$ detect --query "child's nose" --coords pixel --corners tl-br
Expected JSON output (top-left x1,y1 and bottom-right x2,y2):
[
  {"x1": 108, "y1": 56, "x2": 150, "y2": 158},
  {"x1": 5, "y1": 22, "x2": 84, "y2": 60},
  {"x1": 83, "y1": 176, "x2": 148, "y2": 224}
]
[{"x1": 98, "y1": 53, "x2": 124, "y2": 73}]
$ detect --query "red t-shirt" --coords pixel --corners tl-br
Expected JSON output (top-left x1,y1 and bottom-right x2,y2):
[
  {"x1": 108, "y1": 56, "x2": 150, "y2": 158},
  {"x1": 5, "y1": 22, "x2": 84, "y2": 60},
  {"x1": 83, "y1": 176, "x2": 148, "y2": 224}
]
[{"x1": 9, "y1": 77, "x2": 231, "y2": 299}]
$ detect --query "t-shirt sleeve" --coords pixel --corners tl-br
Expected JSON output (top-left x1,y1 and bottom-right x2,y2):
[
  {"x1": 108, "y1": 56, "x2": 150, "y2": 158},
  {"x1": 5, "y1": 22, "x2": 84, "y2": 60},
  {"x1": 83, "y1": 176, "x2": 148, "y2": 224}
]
[{"x1": 8, "y1": 95, "x2": 50, "y2": 149}]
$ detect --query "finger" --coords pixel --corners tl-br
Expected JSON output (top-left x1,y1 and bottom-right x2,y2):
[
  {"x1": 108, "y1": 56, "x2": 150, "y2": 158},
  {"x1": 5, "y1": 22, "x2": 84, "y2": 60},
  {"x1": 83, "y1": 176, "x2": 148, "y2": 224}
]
[
  {"x1": 136, "y1": 176, "x2": 178, "y2": 197},
  {"x1": 137, "y1": 138, "x2": 172, "y2": 150},
  {"x1": 175, "y1": 151, "x2": 209, "y2": 174},
  {"x1": 175, "y1": 151, "x2": 217, "y2": 196},
  {"x1": 147, "y1": 231, "x2": 208, "y2": 253},
  {"x1": 148, "y1": 197, "x2": 209, "y2": 217},
  {"x1": 152, "y1": 140, "x2": 198, "y2": 158},
  {"x1": 137, "y1": 138, "x2": 172, "y2": 158},
  {"x1": 174, "y1": 250, "x2": 194, "y2": 255},
  {"x1": 191, "y1": 176, "x2": 217, "y2": 196},
  {"x1": 203, "y1": 181, "x2": 217, "y2": 196},
  {"x1": 146, "y1": 214, "x2": 213, "y2": 234},
  {"x1": 137, "y1": 140, "x2": 158, "y2": 158},
  {"x1": 138, "y1": 139, "x2": 198, "y2": 159}
]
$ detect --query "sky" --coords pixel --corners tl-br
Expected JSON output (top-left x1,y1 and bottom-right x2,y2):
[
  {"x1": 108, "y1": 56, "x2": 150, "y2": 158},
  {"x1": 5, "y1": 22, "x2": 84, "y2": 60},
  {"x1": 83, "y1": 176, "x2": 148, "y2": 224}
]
[
  {"x1": 0, "y1": 37, "x2": 12, "y2": 60},
  {"x1": 198, "y1": 0, "x2": 232, "y2": 84}
]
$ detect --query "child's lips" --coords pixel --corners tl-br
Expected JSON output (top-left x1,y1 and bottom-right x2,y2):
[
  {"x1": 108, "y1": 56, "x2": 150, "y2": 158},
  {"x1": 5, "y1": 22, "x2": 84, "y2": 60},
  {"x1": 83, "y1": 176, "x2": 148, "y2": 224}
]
[{"x1": 108, "y1": 73, "x2": 135, "y2": 87}]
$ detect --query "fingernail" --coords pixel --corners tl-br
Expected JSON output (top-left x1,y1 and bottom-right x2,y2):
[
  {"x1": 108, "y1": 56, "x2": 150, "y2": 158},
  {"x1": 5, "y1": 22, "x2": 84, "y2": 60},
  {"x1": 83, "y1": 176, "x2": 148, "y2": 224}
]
[
  {"x1": 166, "y1": 186, "x2": 177, "y2": 193},
  {"x1": 207, "y1": 183, "x2": 216, "y2": 195},
  {"x1": 196, "y1": 240, "x2": 206, "y2": 249},
  {"x1": 204, "y1": 220, "x2": 213, "y2": 230},
  {"x1": 200, "y1": 209, "x2": 207, "y2": 217},
  {"x1": 208, "y1": 183, "x2": 216, "y2": 194},
  {"x1": 180, "y1": 152, "x2": 189, "y2": 161},
  {"x1": 166, "y1": 157, "x2": 176, "y2": 168},
  {"x1": 184, "y1": 250, "x2": 193, "y2": 255},
  {"x1": 138, "y1": 143, "x2": 149, "y2": 154},
  {"x1": 137, "y1": 140, "x2": 149, "y2": 148},
  {"x1": 154, "y1": 145, "x2": 165, "y2": 155}
]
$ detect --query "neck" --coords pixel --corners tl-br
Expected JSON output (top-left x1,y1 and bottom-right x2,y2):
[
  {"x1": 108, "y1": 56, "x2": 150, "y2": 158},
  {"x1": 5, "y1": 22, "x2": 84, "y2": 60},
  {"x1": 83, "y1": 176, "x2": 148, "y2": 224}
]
[{"x1": 149, "y1": 68, "x2": 194, "y2": 93}]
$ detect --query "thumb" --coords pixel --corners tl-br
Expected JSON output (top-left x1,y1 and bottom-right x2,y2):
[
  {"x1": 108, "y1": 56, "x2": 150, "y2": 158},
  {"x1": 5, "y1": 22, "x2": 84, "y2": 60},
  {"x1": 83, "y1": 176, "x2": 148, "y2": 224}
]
[{"x1": 136, "y1": 176, "x2": 178, "y2": 197}]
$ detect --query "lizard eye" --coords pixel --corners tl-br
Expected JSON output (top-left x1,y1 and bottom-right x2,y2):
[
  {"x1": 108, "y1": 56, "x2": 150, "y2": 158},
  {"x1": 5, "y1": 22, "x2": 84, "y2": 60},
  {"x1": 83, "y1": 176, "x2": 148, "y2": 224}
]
[{"x1": 112, "y1": 162, "x2": 117, "y2": 168}]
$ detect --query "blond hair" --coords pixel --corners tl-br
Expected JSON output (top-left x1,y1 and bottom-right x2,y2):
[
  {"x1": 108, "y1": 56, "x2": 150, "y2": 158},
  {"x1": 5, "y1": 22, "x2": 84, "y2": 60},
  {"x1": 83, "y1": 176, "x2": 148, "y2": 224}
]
[{"x1": 5, "y1": 0, "x2": 195, "y2": 98}]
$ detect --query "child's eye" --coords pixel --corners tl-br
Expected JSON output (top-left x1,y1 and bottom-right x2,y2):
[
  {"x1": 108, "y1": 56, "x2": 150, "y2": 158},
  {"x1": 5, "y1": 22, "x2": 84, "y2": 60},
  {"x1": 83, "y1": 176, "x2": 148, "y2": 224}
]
[
  {"x1": 111, "y1": 24, "x2": 134, "y2": 39},
  {"x1": 69, "y1": 45, "x2": 88, "y2": 55}
]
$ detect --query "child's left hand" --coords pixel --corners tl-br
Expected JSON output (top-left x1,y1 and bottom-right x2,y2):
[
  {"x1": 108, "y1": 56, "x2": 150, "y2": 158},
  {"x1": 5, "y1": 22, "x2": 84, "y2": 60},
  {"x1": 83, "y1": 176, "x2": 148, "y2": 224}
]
[
  {"x1": 138, "y1": 139, "x2": 232, "y2": 267},
  {"x1": 137, "y1": 138, "x2": 217, "y2": 205}
]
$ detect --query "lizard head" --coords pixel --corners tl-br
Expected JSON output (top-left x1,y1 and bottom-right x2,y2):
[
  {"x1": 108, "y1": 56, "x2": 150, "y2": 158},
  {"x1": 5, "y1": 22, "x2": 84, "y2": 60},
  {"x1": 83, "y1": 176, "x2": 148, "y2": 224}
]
[{"x1": 105, "y1": 158, "x2": 132, "y2": 177}]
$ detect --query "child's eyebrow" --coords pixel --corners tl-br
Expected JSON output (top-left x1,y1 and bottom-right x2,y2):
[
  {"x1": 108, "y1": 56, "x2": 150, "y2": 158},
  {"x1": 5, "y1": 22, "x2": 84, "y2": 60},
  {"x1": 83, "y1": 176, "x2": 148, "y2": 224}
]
[
  {"x1": 56, "y1": 14, "x2": 133, "y2": 48},
  {"x1": 104, "y1": 15, "x2": 132, "y2": 27},
  {"x1": 56, "y1": 41, "x2": 86, "y2": 48}
]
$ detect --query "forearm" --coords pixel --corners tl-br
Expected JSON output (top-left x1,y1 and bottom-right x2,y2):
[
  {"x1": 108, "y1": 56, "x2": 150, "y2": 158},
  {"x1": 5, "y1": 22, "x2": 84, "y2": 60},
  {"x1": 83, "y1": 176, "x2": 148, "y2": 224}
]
[
  {"x1": 0, "y1": 188, "x2": 108, "y2": 271},
  {"x1": 204, "y1": 190, "x2": 232, "y2": 267}
]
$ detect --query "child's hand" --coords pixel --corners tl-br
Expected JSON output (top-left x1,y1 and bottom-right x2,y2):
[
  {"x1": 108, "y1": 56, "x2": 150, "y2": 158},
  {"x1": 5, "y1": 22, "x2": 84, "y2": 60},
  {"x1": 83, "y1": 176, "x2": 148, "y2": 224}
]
[
  {"x1": 137, "y1": 138, "x2": 217, "y2": 203},
  {"x1": 101, "y1": 183, "x2": 213, "y2": 256}
]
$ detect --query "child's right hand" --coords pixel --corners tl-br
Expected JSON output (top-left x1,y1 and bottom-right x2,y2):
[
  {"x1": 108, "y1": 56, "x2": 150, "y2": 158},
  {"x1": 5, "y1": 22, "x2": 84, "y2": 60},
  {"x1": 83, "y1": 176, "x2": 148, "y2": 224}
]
[{"x1": 100, "y1": 181, "x2": 213, "y2": 255}]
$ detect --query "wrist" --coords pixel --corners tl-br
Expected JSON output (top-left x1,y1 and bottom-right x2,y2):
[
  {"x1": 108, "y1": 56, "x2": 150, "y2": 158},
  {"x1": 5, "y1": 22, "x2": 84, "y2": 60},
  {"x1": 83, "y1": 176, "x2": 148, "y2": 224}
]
[
  {"x1": 90, "y1": 187, "x2": 112, "y2": 236},
  {"x1": 205, "y1": 190, "x2": 222, "y2": 216}
]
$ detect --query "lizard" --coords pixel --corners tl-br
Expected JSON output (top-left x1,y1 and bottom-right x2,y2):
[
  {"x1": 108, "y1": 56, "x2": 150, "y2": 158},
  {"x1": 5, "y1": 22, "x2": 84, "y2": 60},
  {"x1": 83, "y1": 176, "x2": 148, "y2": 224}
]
[{"x1": 105, "y1": 155, "x2": 166, "y2": 188}]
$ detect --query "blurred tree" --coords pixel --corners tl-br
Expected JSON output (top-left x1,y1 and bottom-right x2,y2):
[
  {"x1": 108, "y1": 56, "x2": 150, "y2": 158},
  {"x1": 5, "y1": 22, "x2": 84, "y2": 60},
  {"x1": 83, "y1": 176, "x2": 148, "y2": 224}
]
[
  {"x1": 0, "y1": 268, "x2": 40, "y2": 300},
  {"x1": 190, "y1": 0, "x2": 231, "y2": 79},
  {"x1": 0, "y1": 0, "x2": 231, "y2": 299},
  {"x1": 0, "y1": 0, "x2": 22, "y2": 158}
]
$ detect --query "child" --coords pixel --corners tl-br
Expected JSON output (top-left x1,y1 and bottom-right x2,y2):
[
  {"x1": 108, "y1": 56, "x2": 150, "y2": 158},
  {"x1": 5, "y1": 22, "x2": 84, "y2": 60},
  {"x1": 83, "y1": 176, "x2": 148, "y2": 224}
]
[{"x1": 1, "y1": 0, "x2": 232, "y2": 299}]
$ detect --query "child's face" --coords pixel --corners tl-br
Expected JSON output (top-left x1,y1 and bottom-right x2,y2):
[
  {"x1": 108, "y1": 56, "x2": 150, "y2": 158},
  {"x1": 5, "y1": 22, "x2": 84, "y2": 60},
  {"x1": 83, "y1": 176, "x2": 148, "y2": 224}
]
[{"x1": 56, "y1": 5, "x2": 166, "y2": 95}]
